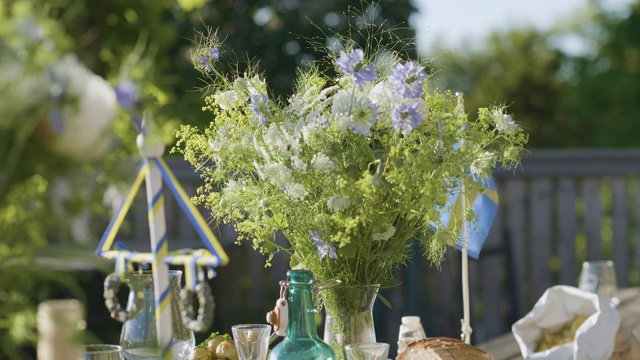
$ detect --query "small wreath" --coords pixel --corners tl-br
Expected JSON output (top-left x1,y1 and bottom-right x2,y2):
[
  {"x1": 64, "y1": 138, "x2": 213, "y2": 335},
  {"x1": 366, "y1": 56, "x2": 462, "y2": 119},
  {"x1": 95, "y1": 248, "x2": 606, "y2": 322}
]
[
  {"x1": 103, "y1": 273, "x2": 144, "y2": 323},
  {"x1": 180, "y1": 281, "x2": 214, "y2": 333}
]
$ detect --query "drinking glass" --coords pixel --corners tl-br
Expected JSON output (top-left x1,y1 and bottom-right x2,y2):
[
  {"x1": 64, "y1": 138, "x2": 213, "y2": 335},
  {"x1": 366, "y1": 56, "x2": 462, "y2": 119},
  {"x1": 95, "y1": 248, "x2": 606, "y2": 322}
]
[
  {"x1": 344, "y1": 342, "x2": 390, "y2": 360},
  {"x1": 578, "y1": 260, "x2": 620, "y2": 307},
  {"x1": 231, "y1": 324, "x2": 271, "y2": 360},
  {"x1": 81, "y1": 344, "x2": 125, "y2": 360}
]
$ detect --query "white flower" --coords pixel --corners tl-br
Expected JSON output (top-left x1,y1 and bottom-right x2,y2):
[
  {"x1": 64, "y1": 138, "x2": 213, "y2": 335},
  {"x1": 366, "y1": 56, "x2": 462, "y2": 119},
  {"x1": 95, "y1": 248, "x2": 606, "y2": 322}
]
[
  {"x1": 331, "y1": 89, "x2": 352, "y2": 115},
  {"x1": 369, "y1": 80, "x2": 402, "y2": 110},
  {"x1": 222, "y1": 180, "x2": 246, "y2": 198},
  {"x1": 494, "y1": 109, "x2": 518, "y2": 133},
  {"x1": 233, "y1": 78, "x2": 248, "y2": 92},
  {"x1": 312, "y1": 153, "x2": 334, "y2": 173},
  {"x1": 247, "y1": 75, "x2": 267, "y2": 96},
  {"x1": 301, "y1": 115, "x2": 328, "y2": 140},
  {"x1": 470, "y1": 151, "x2": 497, "y2": 178},
  {"x1": 331, "y1": 89, "x2": 377, "y2": 135},
  {"x1": 373, "y1": 224, "x2": 396, "y2": 241},
  {"x1": 262, "y1": 124, "x2": 301, "y2": 159},
  {"x1": 290, "y1": 155, "x2": 307, "y2": 171},
  {"x1": 286, "y1": 183, "x2": 308, "y2": 200},
  {"x1": 327, "y1": 196, "x2": 350, "y2": 211},
  {"x1": 253, "y1": 136, "x2": 271, "y2": 162},
  {"x1": 261, "y1": 162, "x2": 293, "y2": 186},
  {"x1": 215, "y1": 90, "x2": 241, "y2": 110}
]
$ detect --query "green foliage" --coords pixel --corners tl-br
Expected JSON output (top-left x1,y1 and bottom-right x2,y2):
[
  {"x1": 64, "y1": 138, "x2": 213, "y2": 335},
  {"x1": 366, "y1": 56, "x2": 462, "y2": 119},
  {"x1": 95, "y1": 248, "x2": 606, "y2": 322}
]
[{"x1": 430, "y1": 0, "x2": 640, "y2": 148}]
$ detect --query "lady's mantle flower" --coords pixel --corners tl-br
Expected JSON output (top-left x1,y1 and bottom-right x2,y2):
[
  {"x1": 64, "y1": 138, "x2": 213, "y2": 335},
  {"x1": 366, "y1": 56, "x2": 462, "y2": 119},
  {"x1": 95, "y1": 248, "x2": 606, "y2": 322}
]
[
  {"x1": 336, "y1": 49, "x2": 377, "y2": 85},
  {"x1": 493, "y1": 109, "x2": 518, "y2": 133},
  {"x1": 388, "y1": 61, "x2": 429, "y2": 98},
  {"x1": 391, "y1": 103, "x2": 424, "y2": 132},
  {"x1": 311, "y1": 231, "x2": 337, "y2": 260},
  {"x1": 197, "y1": 47, "x2": 220, "y2": 73}
]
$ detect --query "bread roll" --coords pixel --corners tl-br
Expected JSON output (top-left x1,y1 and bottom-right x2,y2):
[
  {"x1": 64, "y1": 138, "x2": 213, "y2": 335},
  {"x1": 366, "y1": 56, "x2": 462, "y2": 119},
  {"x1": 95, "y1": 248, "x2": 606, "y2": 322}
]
[{"x1": 395, "y1": 337, "x2": 495, "y2": 360}]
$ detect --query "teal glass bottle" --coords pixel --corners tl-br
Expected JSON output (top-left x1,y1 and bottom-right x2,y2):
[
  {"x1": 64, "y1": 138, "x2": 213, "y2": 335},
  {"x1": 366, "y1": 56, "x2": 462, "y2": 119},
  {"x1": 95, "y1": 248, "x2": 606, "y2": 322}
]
[{"x1": 269, "y1": 270, "x2": 337, "y2": 360}]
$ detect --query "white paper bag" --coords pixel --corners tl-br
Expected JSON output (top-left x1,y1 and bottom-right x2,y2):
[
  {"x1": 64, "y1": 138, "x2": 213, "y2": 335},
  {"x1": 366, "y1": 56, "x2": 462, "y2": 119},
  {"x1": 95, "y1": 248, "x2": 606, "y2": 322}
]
[{"x1": 512, "y1": 285, "x2": 620, "y2": 360}]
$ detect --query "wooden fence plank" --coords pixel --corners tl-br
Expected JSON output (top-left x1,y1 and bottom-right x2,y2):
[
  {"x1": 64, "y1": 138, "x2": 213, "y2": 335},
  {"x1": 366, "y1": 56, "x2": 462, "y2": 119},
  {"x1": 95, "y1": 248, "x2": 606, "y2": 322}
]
[
  {"x1": 583, "y1": 178, "x2": 603, "y2": 260},
  {"x1": 557, "y1": 177, "x2": 577, "y2": 285},
  {"x1": 480, "y1": 209, "x2": 506, "y2": 342},
  {"x1": 530, "y1": 179, "x2": 553, "y2": 301},
  {"x1": 504, "y1": 179, "x2": 528, "y2": 317},
  {"x1": 611, "y1": 176, "x2": 631, "y2": 287},
  {"x1": 611, "y1": 176, "x2": 630, "y2": 287},
  {"x1": 636, "y1": 178, "x2": 640, "y2": 287}
]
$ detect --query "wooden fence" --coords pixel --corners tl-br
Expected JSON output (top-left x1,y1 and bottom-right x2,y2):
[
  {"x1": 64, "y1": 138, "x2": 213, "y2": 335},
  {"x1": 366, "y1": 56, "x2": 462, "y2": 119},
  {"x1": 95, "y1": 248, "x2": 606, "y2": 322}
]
[{"x1": 115, "y1": 149, "x2": 640, "y2": 351}]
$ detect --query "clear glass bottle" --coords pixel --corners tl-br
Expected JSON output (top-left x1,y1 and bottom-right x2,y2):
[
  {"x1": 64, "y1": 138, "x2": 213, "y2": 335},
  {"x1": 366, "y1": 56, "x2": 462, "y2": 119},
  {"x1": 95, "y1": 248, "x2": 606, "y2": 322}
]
[
  {"x1": 397, "y1": 316, "x2": 426, "y2": 353},
  {"x1": 269, "y1": 270, "x2": 336, "y2": 360}
]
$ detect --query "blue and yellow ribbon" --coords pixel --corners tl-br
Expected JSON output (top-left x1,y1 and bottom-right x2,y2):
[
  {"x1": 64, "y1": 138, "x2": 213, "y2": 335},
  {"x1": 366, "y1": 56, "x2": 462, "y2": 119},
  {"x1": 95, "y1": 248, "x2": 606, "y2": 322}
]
[{"x1": 96, "y1": 158, "x2": 229, "y2": 268}]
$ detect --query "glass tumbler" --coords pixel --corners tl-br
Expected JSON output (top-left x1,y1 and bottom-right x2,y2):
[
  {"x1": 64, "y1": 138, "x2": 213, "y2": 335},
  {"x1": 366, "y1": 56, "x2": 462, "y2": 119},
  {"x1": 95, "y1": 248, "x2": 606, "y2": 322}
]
[
  {"x1": 81, "y1": 344, "x2": 125, "y2": 360},
  {"x1": 578, "y1": 260, "x2": 620, "y2": 307},
  {"x1": 232, "y1": 324, "x2": 271, "y2": 360},
  {"x1": 344, "y1": 343, "x2": 390, "y2": 360}
]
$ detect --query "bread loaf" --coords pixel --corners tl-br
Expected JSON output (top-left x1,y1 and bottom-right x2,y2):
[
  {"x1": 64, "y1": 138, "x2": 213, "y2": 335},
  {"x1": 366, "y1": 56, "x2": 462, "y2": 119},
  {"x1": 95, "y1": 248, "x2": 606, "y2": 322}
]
[{"x1": 395, "y1": 337, "x2": 495, "y2": 360}]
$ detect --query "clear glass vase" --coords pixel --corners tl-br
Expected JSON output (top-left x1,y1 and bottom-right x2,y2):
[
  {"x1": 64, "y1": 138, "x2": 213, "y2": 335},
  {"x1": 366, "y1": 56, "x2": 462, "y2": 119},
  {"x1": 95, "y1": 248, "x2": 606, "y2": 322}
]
[
  {"x1": 321, "y1": 284, "x2": 379, "y2": 360},
  {"x1": 119, "y1": 270, "x2": 195, "y2": 360}
]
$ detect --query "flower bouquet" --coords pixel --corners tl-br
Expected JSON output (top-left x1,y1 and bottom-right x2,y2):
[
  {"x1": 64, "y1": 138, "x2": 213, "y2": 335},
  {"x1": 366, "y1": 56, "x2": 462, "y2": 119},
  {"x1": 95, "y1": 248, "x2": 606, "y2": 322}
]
[{"x1": 175, "y1": 26, "x2": 527, "y2": 355}]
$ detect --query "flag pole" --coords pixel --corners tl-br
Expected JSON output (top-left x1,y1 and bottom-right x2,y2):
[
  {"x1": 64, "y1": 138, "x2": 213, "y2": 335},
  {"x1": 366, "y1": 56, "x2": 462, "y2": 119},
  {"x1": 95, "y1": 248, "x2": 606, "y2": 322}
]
[{"x1": 456, "y1": 92, "x2": 472, "y2": 344}]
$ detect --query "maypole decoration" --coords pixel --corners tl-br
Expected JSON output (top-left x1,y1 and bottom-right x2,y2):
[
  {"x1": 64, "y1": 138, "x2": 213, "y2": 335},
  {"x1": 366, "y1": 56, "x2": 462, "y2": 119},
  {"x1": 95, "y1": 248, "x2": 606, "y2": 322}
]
[{"x1": 96, "y1": 117, "x2": 229, "y2": 359}]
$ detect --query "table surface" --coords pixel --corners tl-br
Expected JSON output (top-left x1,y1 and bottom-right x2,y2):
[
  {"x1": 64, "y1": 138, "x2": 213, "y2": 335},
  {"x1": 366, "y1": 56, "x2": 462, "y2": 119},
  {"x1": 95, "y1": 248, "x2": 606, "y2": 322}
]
[{"x1": 477, "y1": 287, "x2": 640, "y2": 360}]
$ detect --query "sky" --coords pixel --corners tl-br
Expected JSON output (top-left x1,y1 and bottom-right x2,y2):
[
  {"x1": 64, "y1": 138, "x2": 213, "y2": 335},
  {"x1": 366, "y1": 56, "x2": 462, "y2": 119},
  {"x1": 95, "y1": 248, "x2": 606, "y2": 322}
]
[{"x1": 412, "y1": 0, "x2": 635, "y2": 54}]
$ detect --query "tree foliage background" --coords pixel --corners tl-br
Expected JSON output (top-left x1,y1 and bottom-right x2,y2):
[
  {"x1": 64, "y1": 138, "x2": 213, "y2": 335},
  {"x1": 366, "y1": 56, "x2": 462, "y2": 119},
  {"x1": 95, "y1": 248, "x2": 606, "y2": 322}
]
[
  {"x1": 429, "y1": 0, "x2": 640, "y2": 148},
  {"x1": 0, "y1": 0, "x2": 415, "y2": 358}
]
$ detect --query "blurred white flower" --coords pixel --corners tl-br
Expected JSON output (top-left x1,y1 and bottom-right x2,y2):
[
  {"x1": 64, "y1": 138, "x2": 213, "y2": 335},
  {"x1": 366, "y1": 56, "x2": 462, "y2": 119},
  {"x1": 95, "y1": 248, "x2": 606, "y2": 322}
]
[{"x1": 46, "y1": 54, "x2": 116, "y2": 162}]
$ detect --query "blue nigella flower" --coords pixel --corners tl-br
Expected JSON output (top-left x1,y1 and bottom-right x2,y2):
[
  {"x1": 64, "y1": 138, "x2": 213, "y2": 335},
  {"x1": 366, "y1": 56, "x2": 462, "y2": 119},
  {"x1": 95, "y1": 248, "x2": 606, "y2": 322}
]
[
  {"x1": 391, "y1": 103, "x2": 424, "y2": 132},
  {"x1": 115, "y1": 81, "x2": 139, "y2": 110},
  {"x1": 249, "y1": 94, "x2": 269, "y2": 126},
  {"x1": 388, "y1": 61, "x2": 429, "y2": 98},
  {"x1": 209, "y1": 47, "x2": 220, "y2": 60},
  {"x1": 336, "y1": 49, "x2": 377, "y2": 85},
  {"x1": 197, "y1": 47, "x2": 220, "y2": 73},
  {"x1": 311, "y1": 231, "x2": 337, "y2": 260}
]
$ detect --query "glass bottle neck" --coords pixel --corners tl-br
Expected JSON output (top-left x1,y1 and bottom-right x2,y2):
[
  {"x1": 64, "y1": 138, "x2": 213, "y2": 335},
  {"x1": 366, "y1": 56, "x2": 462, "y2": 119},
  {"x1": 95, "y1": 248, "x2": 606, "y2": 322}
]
[{"x1": 287, "y1": 285, "x2": 318, "y2": 339}]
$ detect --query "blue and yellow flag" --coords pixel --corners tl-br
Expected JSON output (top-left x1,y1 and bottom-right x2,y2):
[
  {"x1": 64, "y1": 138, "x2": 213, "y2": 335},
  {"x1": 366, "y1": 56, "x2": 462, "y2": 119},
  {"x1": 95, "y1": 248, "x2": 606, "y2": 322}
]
[{"x1": 439, "y1": 173, "x2": 499, "y2": 259}]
